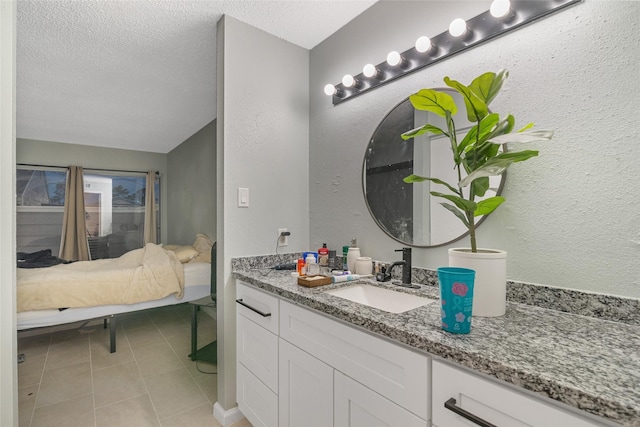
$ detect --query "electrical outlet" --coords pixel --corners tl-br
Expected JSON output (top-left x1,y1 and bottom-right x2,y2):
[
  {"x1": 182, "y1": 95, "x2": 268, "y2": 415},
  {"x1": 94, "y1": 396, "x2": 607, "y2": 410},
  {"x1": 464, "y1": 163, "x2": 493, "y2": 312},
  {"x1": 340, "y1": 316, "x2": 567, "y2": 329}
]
[{"x1": 277, "y1": 228, "x2": 289, "y2": 247}]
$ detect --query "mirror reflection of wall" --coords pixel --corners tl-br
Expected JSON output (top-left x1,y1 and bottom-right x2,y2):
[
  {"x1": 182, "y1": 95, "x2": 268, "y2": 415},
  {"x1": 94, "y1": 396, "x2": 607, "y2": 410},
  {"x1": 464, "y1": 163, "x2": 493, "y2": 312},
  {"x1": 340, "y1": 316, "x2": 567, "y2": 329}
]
[
  {"x1": 363, "y1": 99, "x2": 414, "y2": 243},
  {"x1": 363, "y1": 89, "x2": 503, "y2": 247}
]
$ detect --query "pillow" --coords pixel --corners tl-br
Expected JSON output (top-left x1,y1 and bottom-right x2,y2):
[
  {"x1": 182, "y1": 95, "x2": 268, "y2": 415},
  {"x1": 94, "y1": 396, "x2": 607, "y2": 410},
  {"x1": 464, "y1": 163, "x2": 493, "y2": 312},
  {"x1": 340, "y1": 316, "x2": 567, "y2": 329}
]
[
  {"x1": 164, "y1": 245, "x2": 199, "y2": 263},
  {"x1": 189, "y1": 233, "x2": 213, "y2": 263}
]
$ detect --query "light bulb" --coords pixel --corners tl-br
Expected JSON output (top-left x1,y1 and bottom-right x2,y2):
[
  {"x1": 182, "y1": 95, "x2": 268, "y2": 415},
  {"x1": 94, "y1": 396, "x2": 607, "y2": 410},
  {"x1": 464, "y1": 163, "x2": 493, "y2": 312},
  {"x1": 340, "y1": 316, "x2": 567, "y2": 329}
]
[
  {"x1": 342, "y1": 74, "x2": 356, "y2": 87},
  {"x1": 386, "y1": 51, "x2": 402, "y2": 66},
  {"x1": 415, "y1": 36, "x2": 432, "y2": 53},
  {"x1": 490, "y1": 0, "x2": 511, "y2": 18},
  {"x1": 324, "y1": 84, "x2": 336, "y2": 96},
  {"x1": 363, "y1": 63, "x2": 377, "y2": 78},
  {"x1": 449, "y1": 18, "x2": 467, "y2": 37}
]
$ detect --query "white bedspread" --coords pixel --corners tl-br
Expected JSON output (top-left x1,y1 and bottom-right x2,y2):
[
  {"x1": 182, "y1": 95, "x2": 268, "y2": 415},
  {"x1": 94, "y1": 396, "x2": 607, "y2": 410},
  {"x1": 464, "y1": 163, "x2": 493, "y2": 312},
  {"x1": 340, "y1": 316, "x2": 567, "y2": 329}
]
[{"x1": 17, "y1": 243, "x2": 184, "y2": 312}]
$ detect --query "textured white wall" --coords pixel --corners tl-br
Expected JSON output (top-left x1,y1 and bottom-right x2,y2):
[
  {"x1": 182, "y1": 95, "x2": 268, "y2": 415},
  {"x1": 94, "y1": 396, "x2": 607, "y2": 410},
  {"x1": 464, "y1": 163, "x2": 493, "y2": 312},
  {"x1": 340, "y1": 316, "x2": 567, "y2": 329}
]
[
  {"x1": 310, "y1": 1, "x2": 640, "y2": 298},
  {"x1": 216, "y1": 15, "x2": 309, "y2": 414}
]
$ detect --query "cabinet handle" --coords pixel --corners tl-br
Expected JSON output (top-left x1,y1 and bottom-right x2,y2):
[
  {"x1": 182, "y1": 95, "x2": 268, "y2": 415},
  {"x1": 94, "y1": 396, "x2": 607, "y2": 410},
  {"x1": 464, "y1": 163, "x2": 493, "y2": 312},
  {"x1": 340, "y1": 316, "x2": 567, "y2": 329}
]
[
  {"x1": 236, "y1": 298, "x2": 272, "y2": 317},
  {"x1": 444, "y1": 397, "x2": 497, "y2": 427}
]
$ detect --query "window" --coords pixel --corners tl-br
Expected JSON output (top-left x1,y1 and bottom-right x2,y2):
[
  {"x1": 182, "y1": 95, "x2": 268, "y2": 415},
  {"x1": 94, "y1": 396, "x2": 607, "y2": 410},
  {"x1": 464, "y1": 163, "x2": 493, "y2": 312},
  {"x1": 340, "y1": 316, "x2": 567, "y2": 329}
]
[
  {"x1": 17, "y1": 167, "x2": 160, "y2": 259},
  {"x1": 16, "y1": 169, "x2": 66, "y2": 207},
  {"x1": 16, "y1": 168, "x2": 67, "y2": 255}
]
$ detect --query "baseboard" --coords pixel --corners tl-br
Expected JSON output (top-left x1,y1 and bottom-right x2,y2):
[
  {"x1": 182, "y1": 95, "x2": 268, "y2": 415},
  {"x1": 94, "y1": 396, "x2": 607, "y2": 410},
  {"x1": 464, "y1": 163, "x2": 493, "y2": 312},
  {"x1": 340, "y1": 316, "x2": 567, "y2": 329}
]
[{"x1": 213, "y1": 402, "x2": 244, "y2": 426}]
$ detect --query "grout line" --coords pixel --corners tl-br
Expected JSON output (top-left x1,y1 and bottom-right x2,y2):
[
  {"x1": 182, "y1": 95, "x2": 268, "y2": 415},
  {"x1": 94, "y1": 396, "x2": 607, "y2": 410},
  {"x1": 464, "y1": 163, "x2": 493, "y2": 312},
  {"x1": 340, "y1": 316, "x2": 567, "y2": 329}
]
[
  {"x1": 93, "y1": 392, "x2": 148, "y2": 411},
  {"x1": 130, "y1": 311, "x2": 166, "y2": 426},
  {"x1": 88, "y1": 327, "x2": 97, "y2": 427},
  {"x1": 28, "y1": 333, "x2": 53, "y2": 427}
]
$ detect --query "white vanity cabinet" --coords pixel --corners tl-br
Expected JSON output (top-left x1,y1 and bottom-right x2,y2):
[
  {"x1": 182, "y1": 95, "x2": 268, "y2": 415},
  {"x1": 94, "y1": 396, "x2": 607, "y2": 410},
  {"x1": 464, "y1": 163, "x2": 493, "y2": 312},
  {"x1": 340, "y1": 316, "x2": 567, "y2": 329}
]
[
  {"x1": 236, "y1": 281, "x2": 430, "y2": 427},
  {"x1": 431, "y1": 360, "x2": 606, "y2": 427},
  {"x1": 237, "y1": 281, "x2": 612, "y2": 427}
]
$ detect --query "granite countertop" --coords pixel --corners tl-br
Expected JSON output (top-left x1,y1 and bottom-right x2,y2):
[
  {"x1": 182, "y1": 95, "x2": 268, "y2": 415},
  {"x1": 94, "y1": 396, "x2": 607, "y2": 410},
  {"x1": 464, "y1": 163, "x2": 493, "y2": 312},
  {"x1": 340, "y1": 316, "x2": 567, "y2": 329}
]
[{"x1": 233, "y1": 268, "x2": 640, "y2": 427}]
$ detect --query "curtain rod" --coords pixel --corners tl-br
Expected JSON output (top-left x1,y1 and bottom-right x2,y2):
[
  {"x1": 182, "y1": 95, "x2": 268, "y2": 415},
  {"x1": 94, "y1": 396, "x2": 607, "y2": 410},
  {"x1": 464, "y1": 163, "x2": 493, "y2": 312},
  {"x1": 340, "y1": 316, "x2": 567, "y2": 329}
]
[{"x1": 17, "y1": 163, "x2": 159, "y2": 175}]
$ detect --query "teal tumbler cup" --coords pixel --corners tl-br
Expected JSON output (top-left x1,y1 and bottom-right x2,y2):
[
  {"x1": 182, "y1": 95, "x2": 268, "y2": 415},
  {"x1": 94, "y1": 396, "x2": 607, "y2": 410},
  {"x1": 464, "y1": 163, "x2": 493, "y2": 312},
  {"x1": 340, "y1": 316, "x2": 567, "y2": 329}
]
[{"x1": 437, "y1": 267, "x2": 476, "y2": 334}]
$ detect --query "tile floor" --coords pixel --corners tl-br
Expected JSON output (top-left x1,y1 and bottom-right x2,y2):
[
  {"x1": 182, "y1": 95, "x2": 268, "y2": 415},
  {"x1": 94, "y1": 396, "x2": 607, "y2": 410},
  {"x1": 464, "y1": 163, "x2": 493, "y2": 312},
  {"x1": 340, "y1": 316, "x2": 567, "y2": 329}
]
[{"x1": 17, "y1": 303, "x2": 251, "y2": 427}]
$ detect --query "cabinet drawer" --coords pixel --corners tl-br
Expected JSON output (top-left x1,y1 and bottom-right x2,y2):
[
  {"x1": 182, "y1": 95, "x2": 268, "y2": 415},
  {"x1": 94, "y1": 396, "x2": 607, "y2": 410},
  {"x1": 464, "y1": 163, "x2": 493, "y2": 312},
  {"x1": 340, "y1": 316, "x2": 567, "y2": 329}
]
[
  {"x1": 432, "y1": 360, "x2": 606, "y2": 427},
  {"x1": 335, "y1": 371, "x2": 428, "y2": 427},
  {"x1": 280, "y1": 300, "x2": 429, "y2": 420},
  {"x1": 237, "y1": 313, "x2": 278, "y2": 393},
  {"x1": 237, "y1": 282, "x2": 279, "y2": 334},
  {"x1": 237, "y1": 363, "x2": 278, "y2": 427}
]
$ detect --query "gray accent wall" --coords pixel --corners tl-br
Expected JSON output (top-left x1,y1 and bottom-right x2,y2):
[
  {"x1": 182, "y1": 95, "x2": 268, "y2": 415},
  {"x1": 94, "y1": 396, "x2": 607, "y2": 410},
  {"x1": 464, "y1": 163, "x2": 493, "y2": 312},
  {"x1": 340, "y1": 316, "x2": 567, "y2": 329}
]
[
  {"x1": 167, "y1": 119, "x2": 216, "y2": 245},
  {"x1": 309, "y1": 1, "x2": 640, "y2": 298}
]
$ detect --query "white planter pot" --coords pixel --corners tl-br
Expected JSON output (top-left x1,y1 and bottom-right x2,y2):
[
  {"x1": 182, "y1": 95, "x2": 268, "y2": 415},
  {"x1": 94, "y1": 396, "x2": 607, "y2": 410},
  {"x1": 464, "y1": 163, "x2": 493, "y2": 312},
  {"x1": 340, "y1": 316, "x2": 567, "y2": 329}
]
[{"x1": 448, "y1": 248, "x2": 507, "y2": 317}]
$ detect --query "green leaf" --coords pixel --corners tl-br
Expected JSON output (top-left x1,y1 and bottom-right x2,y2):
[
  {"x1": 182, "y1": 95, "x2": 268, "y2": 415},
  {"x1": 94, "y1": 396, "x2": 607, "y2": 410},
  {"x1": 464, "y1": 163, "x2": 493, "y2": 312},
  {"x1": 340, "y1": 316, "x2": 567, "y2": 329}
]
[
  {"x1": 488, "y1": 129, "x2": 554, "y2": 145},
  {"x1": 475, "y1": 196, "x2": 505, "y2": 217},
  {"x1": 458, "y1": 158, "x2": 514, "y2": 187},
  {"x1": 401, "y1": 124, "x2": 447, "y2": 140},
  {"x1": 440, "y1": 203, "x2": 470, "y2": 228},
  {"x1": 444, "y1": 77, "x2": 488, "y2": 122},
  {"x1": 518, "y1": 122, "x2": 534, "y2": 132},
  {"x1": 486, "y1": 114, "x2": 515, "y2": 139},
  {"x1": 404, "y1": 175, "x2": 459, "y2": 195},
  {"x1": 431, "y1": 191, "x2": 476, "y2": 213},
  {"x1": 471, "y1": 176, "x2": 490, "y2": 198},
  {"x1": 494, "y1": 150, "x2": 539, "y2": 163},
  {"x1": 403, "y1": 174, "x2": 429, "y2": 183},
  {"x1": 457, "y1": 113, "x2": 500, "y2": 156},
  {"x1": 409, "y1": 89, "x2": 457, "y2": 117},
  {"x1": 458, "y1": 151, "x2": 539, "y2": 187},
  {"x1": 469, "y1": 70, "x2": 508, "y2": 106}
]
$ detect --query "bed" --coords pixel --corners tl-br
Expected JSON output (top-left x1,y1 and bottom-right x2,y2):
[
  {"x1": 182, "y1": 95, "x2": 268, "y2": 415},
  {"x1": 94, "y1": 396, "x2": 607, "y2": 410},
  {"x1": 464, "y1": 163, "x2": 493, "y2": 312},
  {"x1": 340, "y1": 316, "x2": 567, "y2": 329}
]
[{"x1": 17, "y1": 237, "x2": 216, "y2": 353}]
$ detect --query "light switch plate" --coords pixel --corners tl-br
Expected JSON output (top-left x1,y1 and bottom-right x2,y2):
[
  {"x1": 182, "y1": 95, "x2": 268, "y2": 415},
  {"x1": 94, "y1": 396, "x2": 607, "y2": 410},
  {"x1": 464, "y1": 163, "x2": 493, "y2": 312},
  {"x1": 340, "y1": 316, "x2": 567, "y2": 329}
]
[{"x1": 237, "y1": 187, "x2": 249, "y2": 208}]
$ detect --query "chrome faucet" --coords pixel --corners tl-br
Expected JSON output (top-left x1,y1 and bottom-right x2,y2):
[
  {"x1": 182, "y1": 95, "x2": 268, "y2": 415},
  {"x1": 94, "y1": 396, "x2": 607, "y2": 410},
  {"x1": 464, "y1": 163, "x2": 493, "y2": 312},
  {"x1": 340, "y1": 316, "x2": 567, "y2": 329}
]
[{"x1": 388, "y1": 247, "x2": 412, "y2": 285}]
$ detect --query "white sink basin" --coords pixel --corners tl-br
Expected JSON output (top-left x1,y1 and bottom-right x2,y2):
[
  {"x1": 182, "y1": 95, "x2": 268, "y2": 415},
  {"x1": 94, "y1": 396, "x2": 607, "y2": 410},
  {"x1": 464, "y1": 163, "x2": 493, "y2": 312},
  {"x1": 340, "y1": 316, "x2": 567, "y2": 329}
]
[{"x1": 325, "y1": 283, "x2": 434, "y2": 314}]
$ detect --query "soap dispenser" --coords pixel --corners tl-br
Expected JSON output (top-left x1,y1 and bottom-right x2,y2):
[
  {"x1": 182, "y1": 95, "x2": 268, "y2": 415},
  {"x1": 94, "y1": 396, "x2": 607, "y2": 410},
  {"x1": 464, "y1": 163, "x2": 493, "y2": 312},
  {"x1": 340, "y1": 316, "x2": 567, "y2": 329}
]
[{"x1": 346, "y1": 238, "x2": 361, "y2": 274}]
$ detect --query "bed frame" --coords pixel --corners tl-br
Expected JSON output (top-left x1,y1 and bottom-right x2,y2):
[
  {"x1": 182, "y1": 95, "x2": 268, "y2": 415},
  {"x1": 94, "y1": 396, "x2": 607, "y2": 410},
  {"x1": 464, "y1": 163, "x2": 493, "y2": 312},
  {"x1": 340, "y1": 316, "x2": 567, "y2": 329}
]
[{"x1": 18, "y1": 243, "x2": 216, "y2": 354}]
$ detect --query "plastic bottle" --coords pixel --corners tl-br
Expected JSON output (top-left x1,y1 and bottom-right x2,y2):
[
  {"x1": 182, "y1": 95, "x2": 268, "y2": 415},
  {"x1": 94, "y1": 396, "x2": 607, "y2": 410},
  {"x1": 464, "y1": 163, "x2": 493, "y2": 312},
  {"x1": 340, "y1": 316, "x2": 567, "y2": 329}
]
[
  {"x1": 342, "y1": 246, "x2": 349, "y2": 271},
  {"x1": 346, "y1": 238, "x2": 361, "y2": 274},
  {"x1": 318, "y1": 243, "x2": 329, "y2": 268},
  {"x1": 305, "y1": 253, "x2": 319, "y2": 276},
  {"x1": 297, "y1": 258, "x2": 305, "y2": 276}
]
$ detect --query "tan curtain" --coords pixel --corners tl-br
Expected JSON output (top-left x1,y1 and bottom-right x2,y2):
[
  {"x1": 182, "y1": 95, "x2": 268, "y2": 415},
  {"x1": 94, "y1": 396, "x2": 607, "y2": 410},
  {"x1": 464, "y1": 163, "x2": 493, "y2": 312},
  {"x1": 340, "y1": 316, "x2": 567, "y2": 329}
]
[
  {"x1": 143, "y1": 171, "x2": 157, "y2": 244},
  {"x1": 59, "y1": 166, "x2": 90, "y2": 261}
]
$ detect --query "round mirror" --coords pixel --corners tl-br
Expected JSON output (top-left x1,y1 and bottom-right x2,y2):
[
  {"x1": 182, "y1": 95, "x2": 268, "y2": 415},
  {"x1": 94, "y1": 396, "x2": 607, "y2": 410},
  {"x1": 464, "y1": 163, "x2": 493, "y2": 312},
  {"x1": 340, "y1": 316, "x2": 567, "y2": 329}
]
[{"x1": 362, "y1": 89, "x2": 505, "y2": 247}]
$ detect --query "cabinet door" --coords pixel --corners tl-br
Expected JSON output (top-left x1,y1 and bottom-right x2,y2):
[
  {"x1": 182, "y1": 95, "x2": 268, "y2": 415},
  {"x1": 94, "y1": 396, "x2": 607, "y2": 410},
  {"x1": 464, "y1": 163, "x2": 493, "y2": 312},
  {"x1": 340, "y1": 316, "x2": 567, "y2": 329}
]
[
  {"x1": 237, "y1": 363, "x2": 278, "y2": 427},
  {"x1": 278, "y1": 339, "x2": 333, "y2": 427},
  {"x1": 432, "y1": 360, "x2": 606, "y2": 427},
  {"x1": 334, "y1": 371, "x2": 427, "y2": 427},
  {"x1": 280, "y1": 300, "x2": 429, "y2": 420}
]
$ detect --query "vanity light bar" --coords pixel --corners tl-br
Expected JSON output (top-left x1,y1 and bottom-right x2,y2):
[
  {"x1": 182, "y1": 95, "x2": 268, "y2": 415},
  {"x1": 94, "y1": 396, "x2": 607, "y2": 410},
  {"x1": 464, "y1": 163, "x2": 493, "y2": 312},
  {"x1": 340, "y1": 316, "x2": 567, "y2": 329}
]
[{"x1": 326, "y1": 0, "x2": 582, "y2": 105}]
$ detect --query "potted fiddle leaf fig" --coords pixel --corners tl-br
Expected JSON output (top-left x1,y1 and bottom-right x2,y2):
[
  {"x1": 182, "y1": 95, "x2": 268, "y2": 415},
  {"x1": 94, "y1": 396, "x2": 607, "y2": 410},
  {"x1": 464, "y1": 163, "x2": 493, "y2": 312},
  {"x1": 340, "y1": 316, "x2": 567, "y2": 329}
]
[{"x1": 401, "y1": 70, "x2": 553, "y2": 317}]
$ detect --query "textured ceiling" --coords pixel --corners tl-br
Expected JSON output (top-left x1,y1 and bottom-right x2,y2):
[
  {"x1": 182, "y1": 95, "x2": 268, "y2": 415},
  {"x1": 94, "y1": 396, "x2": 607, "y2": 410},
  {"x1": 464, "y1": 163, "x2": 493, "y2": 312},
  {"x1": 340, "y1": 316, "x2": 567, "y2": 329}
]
[{"x1": 16, "y1": 0, "x2": 376, "y2": 153}]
